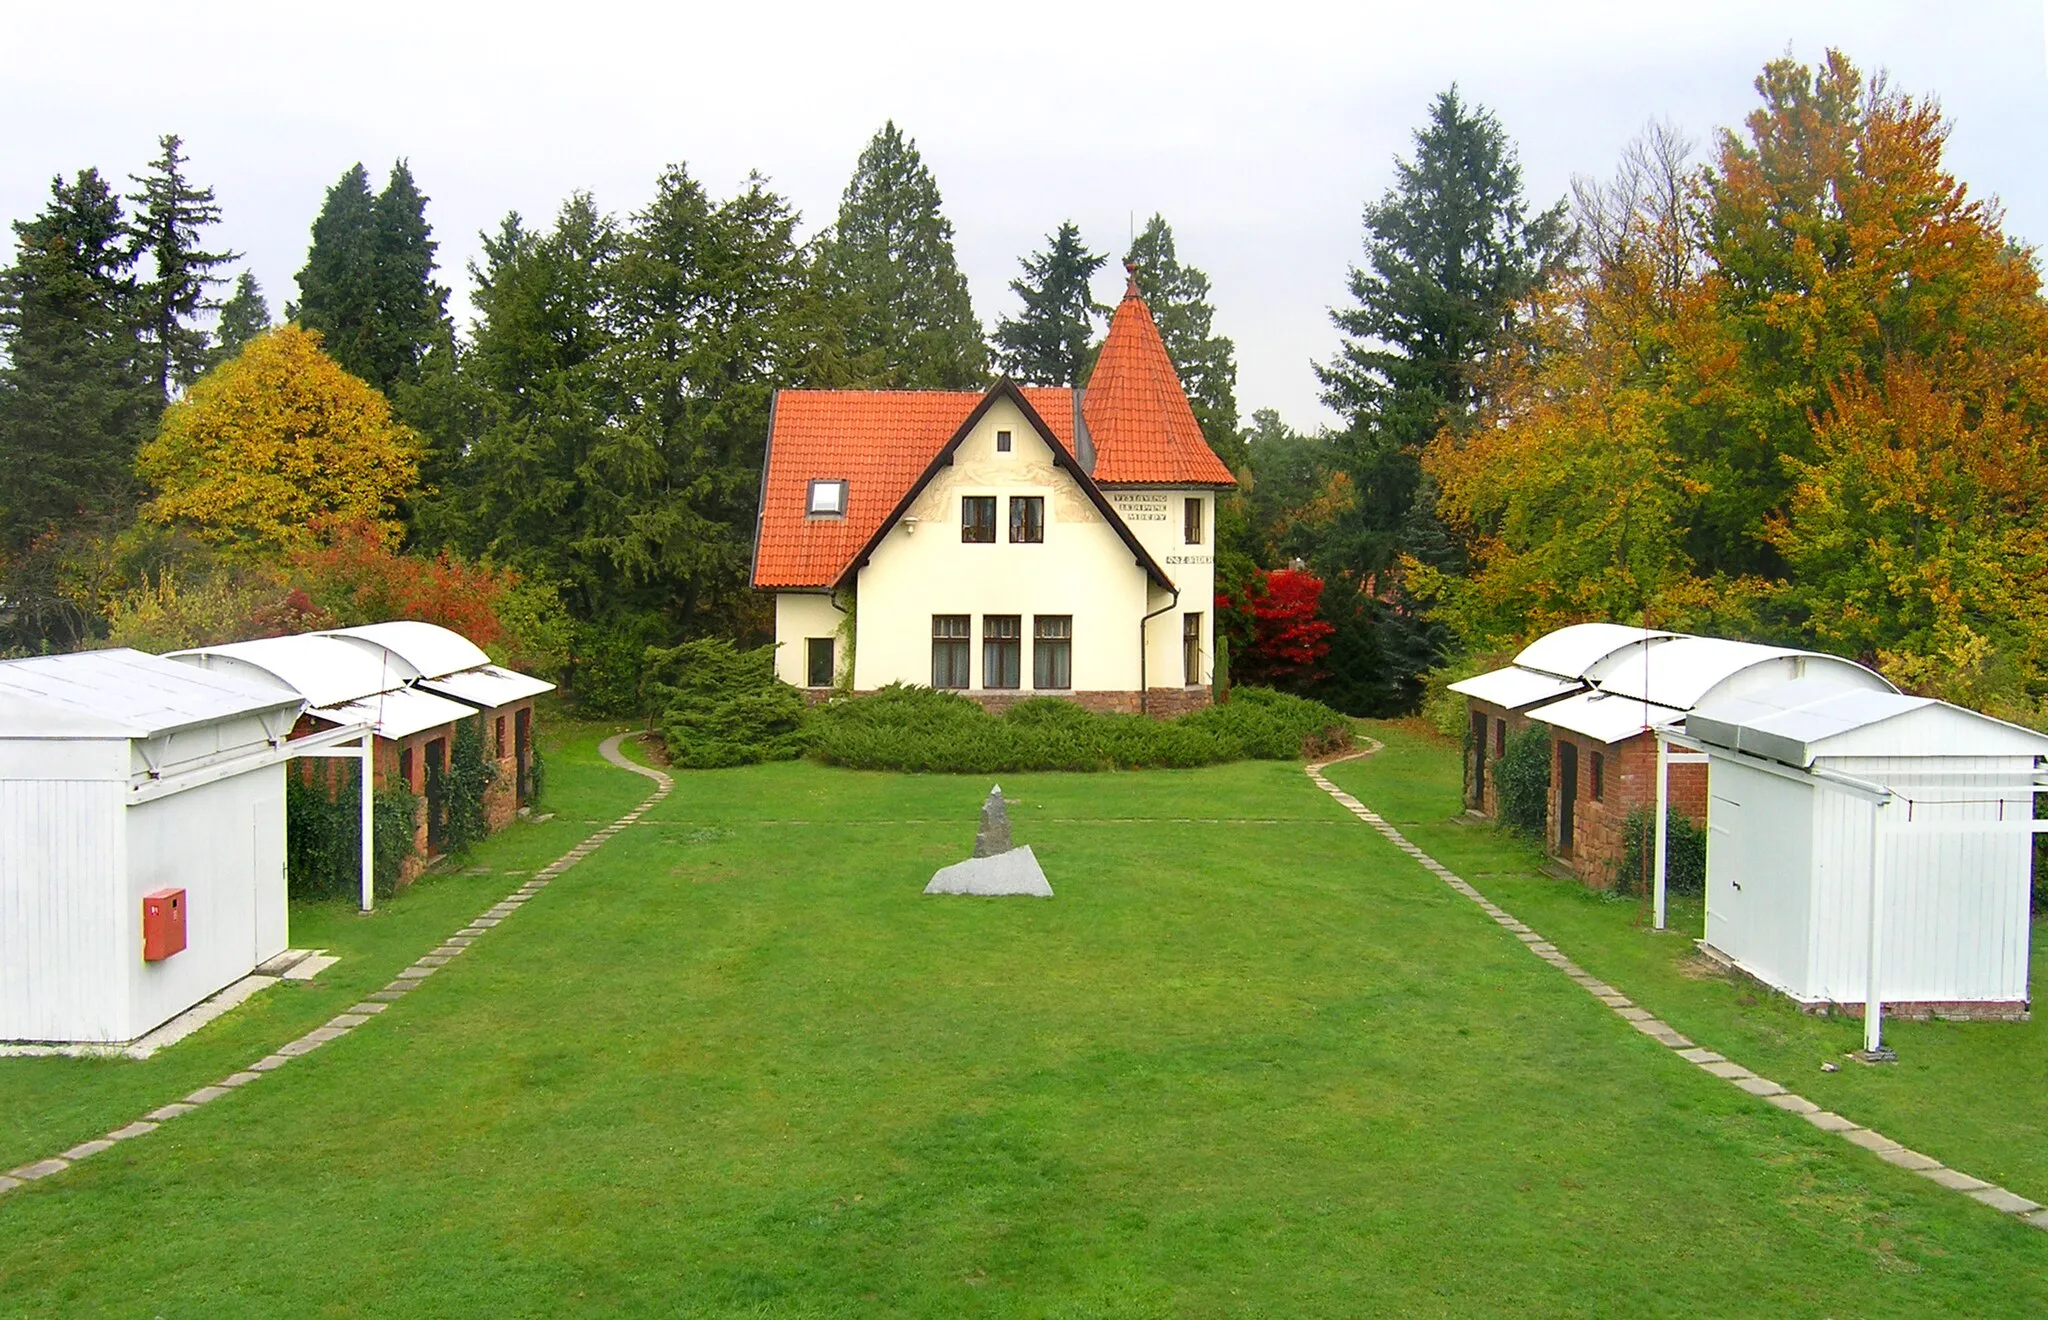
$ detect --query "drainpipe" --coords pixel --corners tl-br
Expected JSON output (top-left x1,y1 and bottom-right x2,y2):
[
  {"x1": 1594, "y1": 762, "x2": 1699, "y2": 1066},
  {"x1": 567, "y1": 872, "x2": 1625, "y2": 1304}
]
[{"x1": 1138, "y1": 585, "x2": 1179, "y2": 716}]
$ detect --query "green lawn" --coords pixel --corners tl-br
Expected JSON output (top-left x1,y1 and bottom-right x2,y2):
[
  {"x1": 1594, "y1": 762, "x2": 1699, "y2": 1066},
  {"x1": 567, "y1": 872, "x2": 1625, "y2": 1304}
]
[{"x1": 1, "y1": 725, "x2": 2043, "y2": 1316}]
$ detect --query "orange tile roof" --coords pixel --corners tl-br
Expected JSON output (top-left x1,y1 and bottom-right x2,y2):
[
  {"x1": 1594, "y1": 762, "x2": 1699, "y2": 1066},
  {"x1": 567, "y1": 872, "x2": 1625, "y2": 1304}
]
[
  {"x1": 1082, "y1": 269, "x2": 1238, "y2": 487},
  {"x1": 753, "y1": 387, "x2": 1075, "y2": 589}
]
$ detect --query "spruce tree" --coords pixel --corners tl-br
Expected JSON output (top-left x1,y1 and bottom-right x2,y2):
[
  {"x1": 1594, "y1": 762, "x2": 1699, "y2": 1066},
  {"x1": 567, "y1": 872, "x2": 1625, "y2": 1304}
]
[
  {"x1": 370, "y1": 160, "x2": 452, "y2": 390},
  {"x1": 292, "y1": 163, "x2": 380, "y2": 382},
  {"x1": 1316, "y1": 87, "x2": 1567, "y2": 575},
  {"x1": 0, "y1": 169, "x2": 155, "y2": 546},
  {"x1": 1124, "y1": 214, "x2": 1241, "y2": 465},
  {"x1": 128, "y1": 134, "x2": 238, "y2": 400},
  {"x1": 209, "y1": 271, "x2": 271, "y2": 365},
  {"x1": 992, "y1": 221, "x2": 1105, "y2": 385},
  {"x1": 821, "y1": 122, "x2": 986, "y2": 388}
]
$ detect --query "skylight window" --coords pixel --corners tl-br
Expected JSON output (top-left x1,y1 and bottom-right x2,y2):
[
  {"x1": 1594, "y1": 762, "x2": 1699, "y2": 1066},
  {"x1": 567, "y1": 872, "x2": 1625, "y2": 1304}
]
[{"x1": 807, "y1": 479, "x2": 847, "y2": 518}]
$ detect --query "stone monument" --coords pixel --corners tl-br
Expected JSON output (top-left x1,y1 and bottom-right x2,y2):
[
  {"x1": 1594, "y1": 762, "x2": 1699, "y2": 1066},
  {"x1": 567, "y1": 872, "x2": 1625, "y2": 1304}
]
[{"x1": 925, "y1": 785, "x2": 1053, "y2": 897}]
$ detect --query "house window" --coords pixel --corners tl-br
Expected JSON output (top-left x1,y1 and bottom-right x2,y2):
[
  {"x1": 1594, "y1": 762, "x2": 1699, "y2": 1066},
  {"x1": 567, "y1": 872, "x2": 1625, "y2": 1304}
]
[
  {"x1": 494, "y1": 716, "x2": 505, "y2": 759},
  {"x1": 983, "y1": 615, "x2": 1022, "y2": 689},
  {"x1": 961, "y1": 496, "x2": 996, "y2": 543},
  {"x1": 806, "y1": 637, "x2": 834, "y2": 688},
  {"x1": 1009, "y1": 495, "x2": 1044, "y2": 543},
  {"x1": 1591, "y1": 749, "x2": 1604, "y2": 801},
  {"x1": 996, "y1": 429, "x2": 1012, "y2": 452},
  {"x1": 398, "y1": 746, "x2": 414, "y2": 790},
  {"x1": 1033, "y1": 616, "x2": 1072, "y2": 690},
  {"x1": 932, "y1": 615, "x2": 970, "y2": 688},
  {"x1": 807, "y1": 479, "x2": 847, "y2": 518},
  {"x1": 1182, "y1": 612, "x2": 1202, "y2": 686},
  {"x1": 1184, "y1": 497, "x2": 1204, "y2": 544}
]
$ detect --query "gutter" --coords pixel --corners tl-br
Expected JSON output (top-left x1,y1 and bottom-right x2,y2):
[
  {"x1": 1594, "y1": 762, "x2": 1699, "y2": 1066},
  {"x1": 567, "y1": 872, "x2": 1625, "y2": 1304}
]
[{"x1": 1138, "y1": 584, "x2": 1180, "y2": 716}]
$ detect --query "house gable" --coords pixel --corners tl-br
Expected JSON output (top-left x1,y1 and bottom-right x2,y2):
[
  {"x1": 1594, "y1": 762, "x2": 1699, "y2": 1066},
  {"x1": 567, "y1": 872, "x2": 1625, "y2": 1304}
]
[{"x1": 831, "y1": 379, "x2": 1172, "y2": 592}]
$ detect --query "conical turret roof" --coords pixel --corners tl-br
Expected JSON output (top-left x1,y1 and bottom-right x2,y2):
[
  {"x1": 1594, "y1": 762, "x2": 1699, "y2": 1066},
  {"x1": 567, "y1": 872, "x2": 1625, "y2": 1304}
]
[{"x1": 1081, "y1": 266, "x2": 1238, "y2": 487}]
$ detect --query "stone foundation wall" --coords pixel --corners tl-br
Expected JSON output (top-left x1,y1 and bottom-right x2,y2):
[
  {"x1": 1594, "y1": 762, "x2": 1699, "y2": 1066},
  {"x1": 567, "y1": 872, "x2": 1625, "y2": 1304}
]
[{"x1": 809, "y1": 688, "x2": 1213, "y2": 718}]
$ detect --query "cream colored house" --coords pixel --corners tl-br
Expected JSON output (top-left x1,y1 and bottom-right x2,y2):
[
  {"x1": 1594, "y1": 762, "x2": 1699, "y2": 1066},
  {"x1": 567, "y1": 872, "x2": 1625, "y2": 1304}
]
[{"x1": 752, "y1": 270, "x2": 1238, "y2": 713}]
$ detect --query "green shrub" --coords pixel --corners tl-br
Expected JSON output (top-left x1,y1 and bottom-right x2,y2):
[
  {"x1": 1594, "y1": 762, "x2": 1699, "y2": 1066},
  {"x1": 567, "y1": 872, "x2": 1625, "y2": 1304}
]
[
  {"x1": 286, "y1": 771, "x2": 419, "y2": 902},
  {"x1": 1613, "y1": 804, "x2": 1708, "y2": 896},
  {"x1": 645, "y1": 638, "x2": 810, "y2": 768},
  {"x1": 568, "y1": 614, "x2": 669, "y2": 717},
  {"x1": 1495, "y1": 725, "x2": 1551, "y2": 838},
  {"x1": 440, "y1": 716, "x2": 500, "y2": 857},
  {"x1": 1420, "y1": 650, "x2": 1512, "y2": 739},
  {"x1": 809, "y1": 684, "x2": 1350, "y2": 773}
]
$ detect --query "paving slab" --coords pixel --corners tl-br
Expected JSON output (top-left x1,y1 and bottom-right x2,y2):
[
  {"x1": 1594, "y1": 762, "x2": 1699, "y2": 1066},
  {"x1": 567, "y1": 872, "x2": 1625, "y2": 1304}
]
[
  {"x1": 275, "y1": 1038, "x2": 325, "y2": 1057},
  {"x1": 1874, "y1": 1146, "x2": 1944, "y2": 1172},
  {"x1": 11, "y1": 1158, "x2": 68, "y2": 1180},
  {"x1": 328, "y1": 1015, "x2": 372, "y2": 1030},
  {"x1": 1616, "y1": 1006, "x2": 1654, "y2": 1021},
  {"x1": 184, "y1": 1086, "x2": 232, "y2": 1104},
  {"x1": 107, "y1": 1122, "x2": 158, "y2": 1140},
  {"x1": 2022, "y1": 1209, "x2": 2048, "y2": 1231},
  {"x1": 60, "y1": 1139, "x2": 115, "y2": 1161},
  {"x1": 248, "y1": 1054, "x2": 292, "y2": 1072},
  {"x1": 1841, "y1": 1127, "x2": 1903, "y2": 1154},
  {"x1": 1677, "y1": 1048, "x2": 1725, "y2": 1064},
  {"x1": 218, "y1": 1071, "x2": 263, "y2": 1088},
  {"x1": 1966, "y1": 1186, "x2": 2043, "y2": 1215},
  {"x1": 416, "y1": 955, "x2": 453, "y2": 967},
  {"x1": 366, "y1": 988, "x2": 408, "y2": 1001},
  {"x1": 393, "y1": 966, "x2": 435, "y2": 980},
  {"x1": 1597, "y1": 994, "x2": 1631, "y2": 1008},
  {"x1": 346, "y1": 1003, "x2": 390, "y2": 1016},
  {"x1": 144, "y1": 1102, "x2": 197, "y2": 1120},
  {"x1": 1801, "y1": 1110, "x2": 1860, "y2": 1133},
  {"x1": 1701, "y1": 1060, "x2": 1756, "y2": 1080},
  {"x1": 0, "y1": 1175, "x2": 20, "y2": 1194},
  {"x1": 1766, "y1": 1092, "x2": 1820, "y2": 1115},
  {"x1": 1732, "y1": 1075, "x2": 1786, "y2": 1097}
]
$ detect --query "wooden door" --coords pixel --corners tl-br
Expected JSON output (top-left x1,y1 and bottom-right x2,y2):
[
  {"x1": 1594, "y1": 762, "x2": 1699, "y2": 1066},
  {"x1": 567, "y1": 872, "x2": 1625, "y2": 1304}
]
[{"x1": 1556, "y1": 741, "x2": 1577, "y2": 855}]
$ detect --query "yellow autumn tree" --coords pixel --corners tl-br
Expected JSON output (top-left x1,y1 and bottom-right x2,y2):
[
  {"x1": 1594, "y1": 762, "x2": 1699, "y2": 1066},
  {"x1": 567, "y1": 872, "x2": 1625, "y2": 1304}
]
[{"x1": 137, "y1": 325, "x2": 420, "y2": 555}]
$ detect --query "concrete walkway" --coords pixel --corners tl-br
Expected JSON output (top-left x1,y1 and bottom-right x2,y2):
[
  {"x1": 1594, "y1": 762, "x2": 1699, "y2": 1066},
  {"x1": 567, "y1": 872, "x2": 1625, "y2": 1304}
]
[
  {"x1": 1306, "y1": 741, "x2": 2048, "y2": 1234},
  {"x1": 0, "y1": 734, "x2": 674, "y2": 1199}
]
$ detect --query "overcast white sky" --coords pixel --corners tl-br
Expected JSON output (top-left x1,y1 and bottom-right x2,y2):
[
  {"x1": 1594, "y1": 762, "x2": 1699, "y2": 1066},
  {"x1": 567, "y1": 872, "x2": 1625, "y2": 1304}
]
[{"x1": 3, "y1": 1, "x2": 2043, "y2": 429}]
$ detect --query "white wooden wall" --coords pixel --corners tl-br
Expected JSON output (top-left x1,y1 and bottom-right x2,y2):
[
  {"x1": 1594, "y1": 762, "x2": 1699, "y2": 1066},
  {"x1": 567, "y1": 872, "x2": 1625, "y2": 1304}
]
[
  {"x1": 0, "y1": 738, "x2": 128, "y2": 1042},
  {"x1": 1705, "y1": 760, "x2": 1816, "y2": 996},
  {"x1": 1809, "y1": 755, "x2": 2033, "y2": 1005}
]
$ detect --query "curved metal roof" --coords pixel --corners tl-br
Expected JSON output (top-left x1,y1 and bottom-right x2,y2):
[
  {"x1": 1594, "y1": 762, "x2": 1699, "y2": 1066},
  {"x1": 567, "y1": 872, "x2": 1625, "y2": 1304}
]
[
  {"x1": 1528, "y1": 689, "x2": 1687, "y2": 745},
  {"x1": 1588, "y1": 637, "x2": 1893, "y2": 712},
  {"x1": 1691, "y1": 680, "x2": 2048, "y2": 767},
  {"x1": 319, "y1": 622, "x2": 491, "y2": 681},
  {"x1": 0, "y1": 649, "x2": 301, "y2": 740},
  {"x1": 1447, "y1": 667, "x2": 1581, "y2": 711},
  {"x1": 1514, "y1": 623, "x2": 1678, "y2": 680},
  {"x1": 168, "y1": 634, "x2": 423, "y2": 709}
]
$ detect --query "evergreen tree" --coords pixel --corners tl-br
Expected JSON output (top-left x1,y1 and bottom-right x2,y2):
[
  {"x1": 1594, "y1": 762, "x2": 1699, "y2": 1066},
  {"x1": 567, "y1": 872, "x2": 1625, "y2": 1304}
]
[
  {"x1": 820, "y1": 122, "x2": 986, "y2": 388},
  {"x1": 1316, "y1": 86, "x2": 1567, "y2": 576},
  {"x1": 291, "y1": 164, "x2": 380, "y2": 382},
  {"x1": 992, "y1": 221, "x2": 1105, "y2": 385},
  {"x1": 1124, "y1": 214, "x2": 1241, "y2": 466},
  {"x1": 0, "y1": 169, "x2": 154, "y2": 546},
  {"x1": 127, "y1": 134, "x2": 238, "y2": 400},
  {"x1": 370, "y1": 160, "x2": 452, "y2": 390},
  {"x1": 209, "y1": 271, "x2": 270, "y2": 365}
]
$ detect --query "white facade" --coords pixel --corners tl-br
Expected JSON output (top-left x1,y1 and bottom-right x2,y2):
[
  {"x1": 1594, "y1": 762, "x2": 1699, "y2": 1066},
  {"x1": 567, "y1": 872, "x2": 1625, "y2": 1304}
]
[
  {"x1": 0, "y1": 650, "x2": 306, "y2": 1044},
  {"x1": 1692, "y1": 684, "x2": 2047, "y2": 1012},
  {"x1": 772, "y1": 394, "x2": 1211, "y2": 700}
]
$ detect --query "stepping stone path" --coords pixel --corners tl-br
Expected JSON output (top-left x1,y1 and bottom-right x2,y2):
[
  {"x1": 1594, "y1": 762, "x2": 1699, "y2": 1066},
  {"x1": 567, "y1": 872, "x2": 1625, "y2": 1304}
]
[
  {"x1": 2, "y1": 732, "x2": 672, "y2": 1199},
  {"x1": 1305, "y1": 742, "x2": 2046, "y2": 1233}
]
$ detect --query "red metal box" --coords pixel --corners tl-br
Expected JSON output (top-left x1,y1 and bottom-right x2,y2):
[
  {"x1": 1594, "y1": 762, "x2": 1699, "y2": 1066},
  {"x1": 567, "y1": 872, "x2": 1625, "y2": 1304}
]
[{"x1": 142, "y1": 888, "x2": 187, "y2": 961}]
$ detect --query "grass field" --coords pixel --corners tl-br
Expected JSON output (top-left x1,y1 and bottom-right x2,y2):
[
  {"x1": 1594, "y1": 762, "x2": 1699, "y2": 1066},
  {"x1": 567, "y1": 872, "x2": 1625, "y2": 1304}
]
[{"x1": 0, "y1": 720, "x2": 2042, "y2": 1316}]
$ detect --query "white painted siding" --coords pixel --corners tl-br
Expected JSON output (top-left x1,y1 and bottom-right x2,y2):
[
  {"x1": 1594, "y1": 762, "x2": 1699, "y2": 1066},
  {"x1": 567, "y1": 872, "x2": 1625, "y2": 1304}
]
[
  {"x1": 1106, "y1": 488, "x2": 1216, "y2": 689},
  {"x1": 1807, "y1": 755, "x2": 2033, "y2": 1005},
  {"x1": 0, "y1": 776, "x2": 127, "y2": 1041},
  {"x1": 121, "y1": 766, "x2": 288, "y2": 1040},
  {"x1": 1704, "y1": 759, "x2": 1814, "y2": 996}
]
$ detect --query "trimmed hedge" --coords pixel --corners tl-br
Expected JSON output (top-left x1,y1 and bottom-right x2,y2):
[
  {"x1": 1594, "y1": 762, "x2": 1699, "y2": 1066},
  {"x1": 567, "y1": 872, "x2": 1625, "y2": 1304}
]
[
  {"x1": 1495, "y1": 725, "x2": 1551, "y2": 838},
  {"x1": 645, "y1": 638, "x2": 811, "y2": 768},
  {"x1": 1614, "y1": 804, "x2": 1708, "y2": 896},
  {"x1": 809, "y1": 685, "x2": 1351, "y2": 773}
]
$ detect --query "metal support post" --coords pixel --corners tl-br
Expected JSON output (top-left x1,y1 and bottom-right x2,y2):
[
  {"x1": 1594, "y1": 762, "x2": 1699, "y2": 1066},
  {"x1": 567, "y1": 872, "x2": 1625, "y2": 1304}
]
[
  {"x1": 1654, "y1": 735, "x2": 1670, "y2": 930},
  {"x1": 360, "y1": 735, "x2": 376, "y2": 912}
]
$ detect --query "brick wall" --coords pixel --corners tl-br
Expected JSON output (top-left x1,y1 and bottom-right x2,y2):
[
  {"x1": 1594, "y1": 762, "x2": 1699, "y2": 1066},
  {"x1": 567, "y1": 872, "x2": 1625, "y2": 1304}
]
[
  {"x1": 1549, "y1": 730, "x2": 1707, "y2": 888},
  {"x1": 814, "y1": 688, "x2": 1213, "y2": 718}
]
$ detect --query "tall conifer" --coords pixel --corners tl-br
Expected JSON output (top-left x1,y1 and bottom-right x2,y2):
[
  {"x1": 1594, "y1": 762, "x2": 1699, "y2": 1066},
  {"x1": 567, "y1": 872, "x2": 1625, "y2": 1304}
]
[
  {"x1": 371, "y1": 160, "x2": 452, "y2": 389},
  {"x1": 993, "y1": 221, "x2": 1105, "y2": 386},
  {"x1": 292, "y1": 163, "x2": 380, "y2": 381},
  {"x1": 1124, "y1": 215, "x2": 1240, "y2": 464},
  {"x1": 820, "y1": 122, "x2": 986, "y2": 388},
  {"x1": 128, "y1": 134, "x2": 238, "y2": 400},
  {"x1": 209, "y1": 271, "x2": 271, "y2": 365},
  {"x1": 0, "y1": 169, "x2": 155, "y2": 546}
]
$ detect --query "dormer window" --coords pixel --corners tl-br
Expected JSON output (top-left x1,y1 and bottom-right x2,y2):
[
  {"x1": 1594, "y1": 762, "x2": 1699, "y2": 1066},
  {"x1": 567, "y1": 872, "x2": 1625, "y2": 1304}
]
[
  {"x1": 807, "y1": 479, "x2": 847, "y2": 518},
  {"x1": 996, "y1": 430, "x2": 1012, "y2": 453}
]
